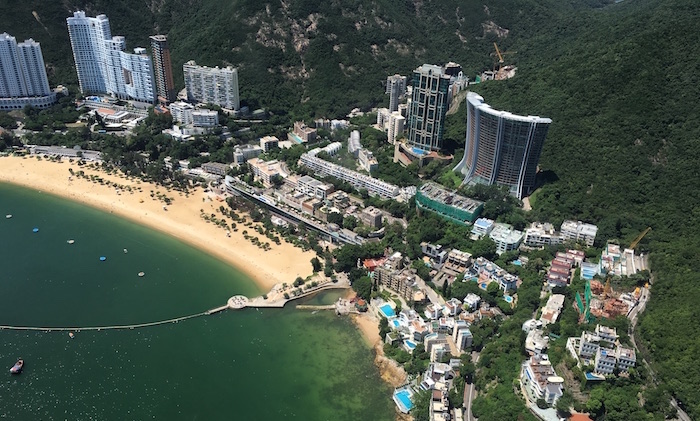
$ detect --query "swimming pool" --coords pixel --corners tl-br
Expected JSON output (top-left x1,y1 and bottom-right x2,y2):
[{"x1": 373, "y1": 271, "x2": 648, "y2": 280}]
[
  {"x1": 404, "y1": 340, "x2": 417, "y2": 350},
  {"x1": 394, "y1": 389, "x2": 414, "y2": 412},
  {"x1": 411, "y1": 147, "x2": 428, "y2": 156},
  {"x1": 512, "y1": 259, "x2": 522, "y2": 266},
  {"x1": 479, "y1": 282, "x2": 488, "y2": 290},
  {"x1": 391, "y1": 319, "x2": 401, "y2": 329},
  {"x1": 503, "y1": 295, "x2": 513, "y2": 303},
  {"x1": 379, "y1": 303, "x2": 395, "y2": 318}
]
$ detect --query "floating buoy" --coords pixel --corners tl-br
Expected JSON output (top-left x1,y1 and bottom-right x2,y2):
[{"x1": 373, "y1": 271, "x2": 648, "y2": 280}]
[
  {"x1": 99, "y1": 256, "x2": 107, "y2": 261},
  {"x1": 67, "y1": 239, "x2": 75, "y2": 244},
  {"x1": 138, "y1": 272, "x2": 145, "y2": 277},
  {"x1": 32, "y1": 227, "x2": 39, "y2": 233},
  {"x1": 5, "y1": 214, "x2": 11, "y2": 219}
]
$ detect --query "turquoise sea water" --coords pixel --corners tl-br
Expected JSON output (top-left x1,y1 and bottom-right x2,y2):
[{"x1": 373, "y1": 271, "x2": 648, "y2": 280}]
[{"x1": 0, "y1": 183, "x2": 394, "y2": 420}]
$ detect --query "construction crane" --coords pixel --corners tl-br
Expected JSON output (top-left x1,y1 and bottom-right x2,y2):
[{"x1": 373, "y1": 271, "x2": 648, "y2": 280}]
[
  {"x1": 630, "y1": 227, "x2": 652, "y2": 249},
  {"x1": 493, "y1": 42, "x2": 505, "y2": 64}
]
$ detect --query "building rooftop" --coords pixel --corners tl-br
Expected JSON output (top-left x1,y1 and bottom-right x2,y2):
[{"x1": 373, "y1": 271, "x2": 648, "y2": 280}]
[
  {"x1": 419, "y1": 182, "x2": 483, "y2": 214},
  {"x1": 490, "y1": 223, "x2": 524, "y2": 244}
]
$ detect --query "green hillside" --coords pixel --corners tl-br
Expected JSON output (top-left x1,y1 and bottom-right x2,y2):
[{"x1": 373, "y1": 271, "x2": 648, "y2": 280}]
[{"x1": 2, "y1": 0, "x2": 700, "y2": 418}]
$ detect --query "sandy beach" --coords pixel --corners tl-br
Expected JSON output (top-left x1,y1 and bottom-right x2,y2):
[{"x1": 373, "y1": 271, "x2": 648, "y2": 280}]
[{"x1": 0, "y1": 155, "x2": 314, "y2": 292}]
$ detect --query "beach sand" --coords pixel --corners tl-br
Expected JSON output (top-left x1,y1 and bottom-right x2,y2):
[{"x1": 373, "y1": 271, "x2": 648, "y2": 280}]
[{"x1": 0, "y1": 155, "x2": 313, "y2": 291}]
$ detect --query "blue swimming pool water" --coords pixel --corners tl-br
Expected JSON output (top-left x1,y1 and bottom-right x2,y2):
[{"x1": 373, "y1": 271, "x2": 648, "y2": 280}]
[
  {"x1": 411, "y1": 147, "x2": 428, "y2": 156},
  {"x1": 391, "y1": 319, "x2": 400, "y2": 328},
  {"x1": 379, "y1": 304, "x2": 395, "y2": 318},
  {"x1": 404, "y1": 340, "x2": 417, "y2": 350},
  {"x1": 512, "y1": 259, "x2": 522, "y2": 266},
  {"x1": 395, "y1": 390, "x2": 414, "y2": 411},
  {"x1": 503, "y1": 295, "x2": 513, "y2": 303},
  {"x1": 480, "y1": 282, "x2": 488, "y2": 290}
]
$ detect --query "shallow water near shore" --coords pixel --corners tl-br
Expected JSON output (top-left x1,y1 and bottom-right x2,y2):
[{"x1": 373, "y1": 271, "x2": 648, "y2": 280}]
[{"x1": 0, "y1": 183, "x2": 394, "y2": 420}]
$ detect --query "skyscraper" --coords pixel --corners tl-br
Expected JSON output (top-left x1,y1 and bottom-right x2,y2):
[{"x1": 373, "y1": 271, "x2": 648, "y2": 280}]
[
  {"x1": 385, "y1": 74, "x2": 406, "y2": 113},
  {"x1": 150, "y1": 35, "x2": 176, "y2": 103},
  {"x1": 454, "y1": 92, "x2": 552, "y2": 199},
  {"x1": 405, "y1": 64, "x2": 450, "y2": 152},
  {"x1": 67, "y1": 11, "x2": 155, "y2": 103},
  {"x1": 0, "y1": 33, "x2": 55, "y2": 109},
  {"x1": 183, "y1": 61, "x2": 239, "y2": 110}
]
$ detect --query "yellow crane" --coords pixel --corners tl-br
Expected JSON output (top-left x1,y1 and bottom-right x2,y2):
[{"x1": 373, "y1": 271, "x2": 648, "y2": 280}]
[
  {"x1": 630, "y1": 227, "x2": 652, "y2": 249},
  {"x1": 493, "y1": 42, "x2": 505, "y2": 64}
]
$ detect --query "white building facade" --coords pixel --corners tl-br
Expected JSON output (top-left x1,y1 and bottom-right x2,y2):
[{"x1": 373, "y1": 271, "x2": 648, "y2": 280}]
[
  {"x1": 183, "y1": 61, "x2": 240, "y2": 110},
  {"x1": 67, "y1": 11, "x2": 155, "y2": 103},
  {"x1": 0, "y1": 33, "x2": 56, "y2": 110}
]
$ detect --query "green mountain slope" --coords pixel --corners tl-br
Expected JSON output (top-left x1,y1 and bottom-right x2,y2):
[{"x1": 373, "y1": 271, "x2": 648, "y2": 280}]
[
  {"x1": 474, "y1": 0, "x2": 700, "y2": 417},
  {"x1": 2, "y1": 0, "x2": 700, "y2": 418}
]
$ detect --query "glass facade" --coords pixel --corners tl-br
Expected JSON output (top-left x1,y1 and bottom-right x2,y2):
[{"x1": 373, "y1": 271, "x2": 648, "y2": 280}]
[{"x1": 454, "y1": 93, "x2": 551, "y2": 199}]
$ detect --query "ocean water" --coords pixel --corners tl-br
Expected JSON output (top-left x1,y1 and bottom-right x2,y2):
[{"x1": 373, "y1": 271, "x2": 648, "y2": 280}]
[{"x1": 0, "y1": 183, "x2": 394, "y2": 420}]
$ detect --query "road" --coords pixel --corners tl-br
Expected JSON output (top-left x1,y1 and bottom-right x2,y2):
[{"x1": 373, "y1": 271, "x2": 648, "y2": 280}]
[
  {"x1": 463, "y1": 351, "x2": 480, "y2": 421},
  {"x1": 628, "y1": 286, "x2": 692, "y2": 421}
]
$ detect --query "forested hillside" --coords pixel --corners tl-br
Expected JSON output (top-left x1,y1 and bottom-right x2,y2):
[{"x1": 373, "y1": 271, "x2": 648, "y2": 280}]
[
  {"x1": 2, "y1": 0, "x2": 700, "y2": 418},
  {"x1": 472, "y1": 0, "x2": 700, "y2": 417}
]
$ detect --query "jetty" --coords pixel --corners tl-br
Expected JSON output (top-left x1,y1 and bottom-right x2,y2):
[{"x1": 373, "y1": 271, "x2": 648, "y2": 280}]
[{"x1": 0, "y1": 277, "x2": 350, "y2": 333}]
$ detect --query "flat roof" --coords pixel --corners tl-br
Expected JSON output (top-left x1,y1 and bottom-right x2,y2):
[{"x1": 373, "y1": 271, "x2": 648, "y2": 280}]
[{"x1": 419, "y1": 182, "x2": 483, "y2": 213}]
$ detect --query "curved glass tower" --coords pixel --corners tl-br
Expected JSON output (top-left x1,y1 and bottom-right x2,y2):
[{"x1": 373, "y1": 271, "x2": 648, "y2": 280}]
[{"x1": 454, "y1": 92, "x2": 551, "y2": 199}]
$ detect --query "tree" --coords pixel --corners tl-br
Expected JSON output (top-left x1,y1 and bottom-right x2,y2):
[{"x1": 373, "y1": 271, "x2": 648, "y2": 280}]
[
  {"x1": 327, "y1": 212, "x2": 344, "y2": 226},
  {"x1": 352, "y1": 276, "x2": 372, "y2": 300},
  {"x1": 471, "y1": 237, "x2": 497, "y2": 260},
  {"x1": 486, "y1": 282, "x2": 500, "y2": 299},
  {"x1": 310, "y1": 257, "x2": 322, "y2": 273},
  {"x1": 343, "y1": 215, "x2": 358, "y2": 230}
]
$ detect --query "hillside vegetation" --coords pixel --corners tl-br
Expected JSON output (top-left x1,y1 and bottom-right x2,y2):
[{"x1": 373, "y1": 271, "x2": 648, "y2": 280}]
[{"x1": 2, "y1": 0, "x2": 700, "y2": 418}]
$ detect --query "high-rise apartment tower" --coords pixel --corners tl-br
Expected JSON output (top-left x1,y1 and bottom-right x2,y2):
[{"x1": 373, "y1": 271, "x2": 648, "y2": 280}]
[
  {"x1": 67, "y1": 11, "x2": 155, "y2": 103},
  {"x1": 405, "y1": 64, "x2": 450, "y2": 152},
  {"x1": 149, "y1": 35, "x2": 176, "y2": 103},
  {"x1": 454, "y1": 92, "x2": 551, "y2": 199},
  {"x1": 385, "y1": 74, "x2": 406, "y2": 112},
  {"x1": 183, "y1": 61, "x2": 239, "y2": 110},
  {"x1": 0, "y1": 33, "x2": 55, "y2": 109}
]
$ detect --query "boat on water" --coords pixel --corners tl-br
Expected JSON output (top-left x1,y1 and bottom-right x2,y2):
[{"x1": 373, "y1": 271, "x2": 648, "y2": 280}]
[
  {"x1": 67, "y1": 239, "x2": 75, "y2": 244},
  {"x1": 69, "y1": 332, "x2": 75, "y2": 339},
  {"x1": 5, "y1": 214, "x2": 11, "y2": 219},
  {"x1": 138, "y1": 271, "x2": 145, "y2": 277},
  {"x1": 9, "y1": 359, "x2": 23, "y2": 374},
  {"x1": 123, "y1": 248, "x2": 128, "y2": 254}
]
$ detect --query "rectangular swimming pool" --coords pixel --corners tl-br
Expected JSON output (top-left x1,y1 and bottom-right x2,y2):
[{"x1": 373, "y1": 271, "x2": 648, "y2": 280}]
[
  {"x1": 379, "y1": 303, "x2": 395, "y2": 318},
  {"x1": 394, "y1": 389, "x2": 414, "y2": 412}
]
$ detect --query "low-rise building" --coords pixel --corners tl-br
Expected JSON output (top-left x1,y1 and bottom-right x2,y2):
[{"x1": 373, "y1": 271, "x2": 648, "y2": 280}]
[
  {"x1": 297, "y1": 175, "x2": 334, "y2": 200},
  {"x1": 568, "y1": 325, "x2": 635, "y2": 375},
  {"x1": 201, "y1": 162, "x2": 229, "y2": 177},
  {"x1": 248, "y1": 158, "x2": 288, "y2": 187},
  {"x1": 463, "y1": 293, "x2": 481, "y2": 311},
  {"x1": 560, "y1": 220, "x2": 598, "y2": 246},
  {"x1": 471, "y1": 217, "x2": 495, "y2": 239},
  {"x1": 415, "y1": 182, "x2": 483, "y2": 225},
  {"x1": 192, "y1": 109, "x2": 219, "y2": 127},
  {"x1": 539, "y1": 294, "x2": 565, "y2": 325},
  {"x1": 444, "y1": 249, "x2": 472, "y2": 273},
  {"x1": 358, "y1": 148, "x2": 378, "y2": 172},
  {"x1": 469, "y1": 256, "x2": 520, "y2": 292},
  {"x1": 520, "y1": 355, "x2": 564, "y2": 405},
  {"x1": 233, "y1": 144, "x2": 263, "y2": 165},
  {"x1": 359, "y1": 206, "x2": 383, "y2": 228},
  {"x1": 525, "y1": 329, "x2": 549, "y2": 356},
  {"x1": 259, "y1": 135, "x2": 279, "y2": 151},
  {"x1": 443, "y1": 298, "x2": 462, "y2": 317},
  {"x1": 348, "y1": 130, "x2": 362, "y2": 157},
  {"x1": 524, "y1": 222, "x2": 562, "y2": 247},
  {"x1": 289, "y1": 121, "x2": 317, "y2": 143},
  {"x1": 489, "y1": 223, "x2": 524, "y2": 255},
  {"x1": 421, "y1": 243, "x2": 448, "y2": 266},
  {"x1": 299, "y1": 153, "x2": 401, "y2": 198},
  {"x1": 452, "y1": 320, "x2": 472, "y2": 353}
]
